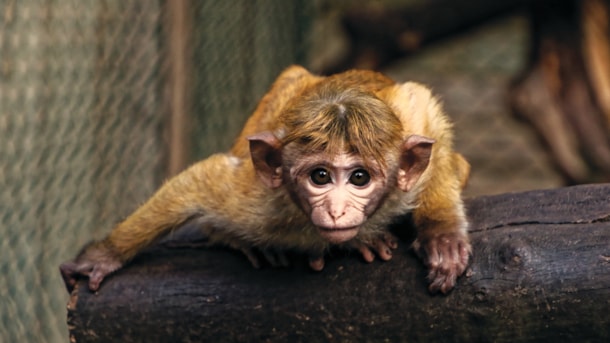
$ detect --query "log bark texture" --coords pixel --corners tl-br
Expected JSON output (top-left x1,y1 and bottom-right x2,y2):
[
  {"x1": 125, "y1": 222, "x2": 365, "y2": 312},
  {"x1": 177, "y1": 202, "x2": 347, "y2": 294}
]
[{"x1": 66, "y1": 184, "x2": 610, "y2": 343}]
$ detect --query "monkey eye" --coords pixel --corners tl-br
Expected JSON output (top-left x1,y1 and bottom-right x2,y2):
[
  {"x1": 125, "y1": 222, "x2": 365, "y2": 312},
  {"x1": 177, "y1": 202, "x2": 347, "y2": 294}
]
[
  {"x1": 310, "y1": 168, "x2": 332, "y2": 185},
  {"x1": 349, "y1": 169, "x2": 371, "y2": 187}
]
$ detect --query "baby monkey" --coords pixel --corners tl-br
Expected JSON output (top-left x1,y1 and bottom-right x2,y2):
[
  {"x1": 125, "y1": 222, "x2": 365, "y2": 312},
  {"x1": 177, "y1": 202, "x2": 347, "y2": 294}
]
[{"x1": 60, "y1": 66, "x2": 471, "y2": 294}]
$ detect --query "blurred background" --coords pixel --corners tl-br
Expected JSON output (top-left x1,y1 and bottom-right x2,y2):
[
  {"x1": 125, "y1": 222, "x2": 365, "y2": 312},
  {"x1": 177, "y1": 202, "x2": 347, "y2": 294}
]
[{"x1": 1, "y1": 0, "x2": 609, "y2": 341}]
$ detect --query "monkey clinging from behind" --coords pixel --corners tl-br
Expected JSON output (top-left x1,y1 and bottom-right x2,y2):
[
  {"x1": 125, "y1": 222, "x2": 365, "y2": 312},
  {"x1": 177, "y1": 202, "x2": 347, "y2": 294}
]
[{"x1": 60, "y1": 65, "x2": 471, "y2": 294}]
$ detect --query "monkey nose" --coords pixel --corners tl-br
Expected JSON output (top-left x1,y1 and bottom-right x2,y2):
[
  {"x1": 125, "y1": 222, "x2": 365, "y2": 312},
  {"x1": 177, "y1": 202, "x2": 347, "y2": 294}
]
[{"x1": 328, "y1": 206, "x2": 346, "y2": 221}]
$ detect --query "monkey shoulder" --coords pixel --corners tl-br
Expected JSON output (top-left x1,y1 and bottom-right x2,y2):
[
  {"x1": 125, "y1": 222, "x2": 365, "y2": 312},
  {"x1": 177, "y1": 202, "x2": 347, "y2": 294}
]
[{"x1": 377, "y1": 82, "x2": 453, "y2": 141}]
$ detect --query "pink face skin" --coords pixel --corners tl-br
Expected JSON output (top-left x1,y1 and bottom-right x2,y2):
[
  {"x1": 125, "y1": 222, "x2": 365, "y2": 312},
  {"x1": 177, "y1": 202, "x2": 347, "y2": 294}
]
[{"x1": 290, "y1": 153, "x2": 386, "y2": 244}]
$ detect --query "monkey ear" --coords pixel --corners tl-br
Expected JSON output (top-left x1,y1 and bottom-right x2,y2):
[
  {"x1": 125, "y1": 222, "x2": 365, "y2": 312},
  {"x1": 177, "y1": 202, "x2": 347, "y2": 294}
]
[
  {"x1": 247, "y1": 132, "x2": 283, "y2": 189},
  {"x1": 397, "y1": 135, "x2": 435, "y2": 192}
]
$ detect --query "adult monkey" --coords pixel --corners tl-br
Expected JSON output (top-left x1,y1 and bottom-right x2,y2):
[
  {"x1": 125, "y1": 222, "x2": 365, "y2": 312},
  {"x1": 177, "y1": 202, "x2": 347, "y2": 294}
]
[{"x1": 61, "y1": 66, "x2": 471, "y2": 294}]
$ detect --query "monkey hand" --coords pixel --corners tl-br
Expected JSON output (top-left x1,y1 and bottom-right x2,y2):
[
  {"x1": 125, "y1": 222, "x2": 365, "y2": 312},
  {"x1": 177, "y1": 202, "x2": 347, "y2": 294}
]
[
  {"x1": 414, "y1": 232, "x2": 471, "y2": 294},
  {"x1": 59, "y1": 241, "x2": 123, "y2": 293},
  {"x1": 242, "y1": 247, "x2": 329, "y2": 272},
  {"x1": 354, "y1": 231, "x2": 399, "y2": 263},
  {"x1": 310, "y1": 231, "x2": 397, "y2": 271},
  {"x1": 308, "y1": 232, "x2": 399, "y2": 271},
  {"x1": 303, "y1": 231, "x2": 399, "y2": 272}
]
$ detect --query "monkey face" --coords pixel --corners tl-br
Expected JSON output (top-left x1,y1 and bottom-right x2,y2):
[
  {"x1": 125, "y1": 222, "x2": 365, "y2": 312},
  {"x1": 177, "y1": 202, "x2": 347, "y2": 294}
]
[
  {"x1": 289, "y1": 152, "x2": 387, "y2": 244},
  {"x1": 249, "y1": 130, "x2": 435, "y2": 245}
]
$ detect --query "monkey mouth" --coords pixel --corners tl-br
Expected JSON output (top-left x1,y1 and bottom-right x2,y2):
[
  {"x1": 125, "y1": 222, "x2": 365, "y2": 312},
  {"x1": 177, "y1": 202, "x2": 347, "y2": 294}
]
[{"x1": 317, "y1": 226, "x2": 359, "y2": 243}]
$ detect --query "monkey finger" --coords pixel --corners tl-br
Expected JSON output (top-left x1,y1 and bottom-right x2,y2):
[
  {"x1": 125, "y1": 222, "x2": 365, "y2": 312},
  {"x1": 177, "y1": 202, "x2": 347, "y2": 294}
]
[
  {"x1": 62, "y1": 276, "x2": 77, "y2": 293},
  {"x1": 88, "y1": 272, "x2": 104, "y2": 292},
  {"x1": 422, "y1": 239, "x2": 442, "y2": 269},
  {"x1": 434, "y1": 235, "x2": 471, "y2": 277},
  {"x1": 308, "y1": 255, "x2": 325, "y2": 271},
  {"x1": 59, "y1": 262, "x2": 81, "y2": 293},
  {"x1": 459, "y1": 241, "x2": 473, "y2": 269},
  {"x1": 262, "y1": 250, "x2": 279, "y2": 266},
  {"x1": 412, "y1": 238, "x2": 430, "y2": 262},
  {"x1": 87, "y1": 260, "x2": 122, "y2": 292},
  {"x1": 373, "y1": 239, "x2": 394, "y2": 261},
  {"x1": 426, "y1": 255, "x2": 465, "y2": 293},
  {"x1": 356, "y1": 245, "x2": 376, "y2": 263},
  {"x1": 60, "y1": 260, "x2": 102, "y2": 293},
  {"x1": 240, "y1": 248, "x2": 262, "y2": 269},
  {"x1": 428, "y1": 278, "x2": 443, "y2": 294},
  {"x1": 381, "y1": 232, "x2": 399, "y2": 250},
  {"x1": 262, "y1": 250, "x2": 290, "y2": 267},
  {"x1": 427, "y1": 265, "x2": 456, "y2": 294},
  {"x1": 429, "y1": 275, "x2": 454, "y2": 294},
  {"x1": 276, "y1": 251, "x2": 290, "y2": 267},
  {"x1": 88, "y1": 267, "x2": 109, "y2": 292},
  {"x1": 451, "y1": 247, "x2": 470, "y2": 277}
]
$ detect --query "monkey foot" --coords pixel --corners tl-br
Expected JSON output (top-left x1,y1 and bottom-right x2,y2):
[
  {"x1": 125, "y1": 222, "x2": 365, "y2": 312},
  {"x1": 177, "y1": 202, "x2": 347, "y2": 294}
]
[
  {"x1": 352, "y1": 231, "x2": 399, "y2": 263},
  {"x1": 59, "y1": 241, "x2": 124, "y2": 293},
  {"x1": 414, "y1": 232, "x2": 471, "y2": 294}
]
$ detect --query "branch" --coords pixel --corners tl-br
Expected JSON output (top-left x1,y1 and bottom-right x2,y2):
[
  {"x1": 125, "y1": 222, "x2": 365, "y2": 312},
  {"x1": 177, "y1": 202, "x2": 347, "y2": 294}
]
[{"x1": 65, "y1": 184, "x2": 610, "y2": 342}]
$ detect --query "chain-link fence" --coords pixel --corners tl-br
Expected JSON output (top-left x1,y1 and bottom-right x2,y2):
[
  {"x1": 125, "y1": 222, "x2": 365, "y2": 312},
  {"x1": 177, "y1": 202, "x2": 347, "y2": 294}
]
[
  {"x1": 1, "y1": 1, "x2": 564, "y2": 342},
  {"x1": 1, "y1": 1, "x2": 308, "y2": 342},
  {"x1": 191, "y1": 1, "x2": 310, "y2": 159},
  {"x1": 1, "y1": 1, "x2": 163, "y2": 342}
]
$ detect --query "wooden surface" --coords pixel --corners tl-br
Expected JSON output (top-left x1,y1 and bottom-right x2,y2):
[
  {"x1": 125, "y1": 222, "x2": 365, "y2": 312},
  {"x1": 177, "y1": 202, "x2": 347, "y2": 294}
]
[{"x1": 66, "y1": 184, "x2": 610, "y2": 342}]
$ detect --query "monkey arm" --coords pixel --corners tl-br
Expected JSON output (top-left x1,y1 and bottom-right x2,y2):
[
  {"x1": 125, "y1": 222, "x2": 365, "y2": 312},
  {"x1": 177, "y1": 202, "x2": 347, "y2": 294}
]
[
  {"x1": 377, "y1": 81, "x2": 471, "y2": 293},
  {"x1": 61, "y1": 154, "x2": 252, "y2": 292},
  {"x1": 107, "y1": 154, "x2": 265, "y2": 260},
  {"x1": 410, "y1": 147, "x2": 471, "y2": 294},
  {"x1": 60, "y1": 153, "x2": 324, "y2": 292}
]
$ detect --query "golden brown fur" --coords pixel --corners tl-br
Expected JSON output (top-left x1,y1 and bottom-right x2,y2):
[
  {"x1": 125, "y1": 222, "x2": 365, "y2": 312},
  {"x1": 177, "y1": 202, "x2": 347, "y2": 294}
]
[{"x1": 61, "y1": 65, "x2": 471, "y2": 294}]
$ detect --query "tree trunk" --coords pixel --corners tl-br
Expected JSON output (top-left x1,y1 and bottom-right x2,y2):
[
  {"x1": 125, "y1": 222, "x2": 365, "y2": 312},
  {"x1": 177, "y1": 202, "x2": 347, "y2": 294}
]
[{"x1": 65, "y1": 183, "x2": 610, "y2": 343}]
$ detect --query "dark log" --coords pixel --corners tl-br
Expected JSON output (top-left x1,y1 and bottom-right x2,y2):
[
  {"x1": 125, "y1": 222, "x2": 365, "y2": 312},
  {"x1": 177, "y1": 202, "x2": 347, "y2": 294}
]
[{"x1": 66, "y1": 184, "x2": 610, "y2": 343}]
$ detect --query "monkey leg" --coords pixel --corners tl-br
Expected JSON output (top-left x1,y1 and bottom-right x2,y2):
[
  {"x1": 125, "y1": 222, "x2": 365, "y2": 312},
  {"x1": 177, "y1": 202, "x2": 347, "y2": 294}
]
[
  {"x1": 164, "y1": 239, "x2": 280, "y2": 269},
  {"x1": 60, "y1": 240, "x2": 124, "y2": 292},
  {"x1": 412, "y1": 227, "x2": 471, "y2": 294},
  {"x1": 411, "y1": 166, "x2": 471, "y2": 294},
  {"x1": 236, "y1": 246, "x2": 291, "y2": 269},
  {"x1": 61, "y1": 154, "x2": 243, "y2": 292},
  {"x1": 412, "y1": 210, "x2": 471, "y2": 294}
]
